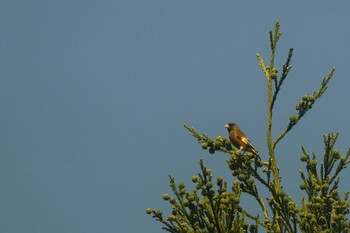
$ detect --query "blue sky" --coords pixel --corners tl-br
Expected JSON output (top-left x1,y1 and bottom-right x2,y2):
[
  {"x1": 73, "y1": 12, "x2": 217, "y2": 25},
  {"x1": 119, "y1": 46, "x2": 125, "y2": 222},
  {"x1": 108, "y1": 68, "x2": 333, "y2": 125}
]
[{"x1": 1, "y1": 1, "x2": 350, "y2": 232}]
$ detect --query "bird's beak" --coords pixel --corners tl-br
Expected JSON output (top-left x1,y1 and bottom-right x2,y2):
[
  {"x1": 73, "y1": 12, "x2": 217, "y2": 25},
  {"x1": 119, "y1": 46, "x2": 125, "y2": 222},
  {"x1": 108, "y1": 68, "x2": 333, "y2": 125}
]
[{"x1": 225, "y1": 124, "x2": 229, "y2": 128}]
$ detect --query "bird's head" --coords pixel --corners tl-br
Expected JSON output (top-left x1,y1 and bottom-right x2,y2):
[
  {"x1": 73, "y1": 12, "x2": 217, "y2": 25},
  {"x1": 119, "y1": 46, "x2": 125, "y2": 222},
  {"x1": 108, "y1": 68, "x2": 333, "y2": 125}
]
[{"x1": 225, "y1": 122, "x2": 237, "y2": 132}]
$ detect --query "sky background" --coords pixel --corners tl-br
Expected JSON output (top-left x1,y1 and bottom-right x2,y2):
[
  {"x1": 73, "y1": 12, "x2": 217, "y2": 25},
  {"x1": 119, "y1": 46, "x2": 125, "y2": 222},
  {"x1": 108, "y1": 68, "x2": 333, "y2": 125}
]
[{"x1": 1, "y1": 1, "x2": 350, "y2": 232}]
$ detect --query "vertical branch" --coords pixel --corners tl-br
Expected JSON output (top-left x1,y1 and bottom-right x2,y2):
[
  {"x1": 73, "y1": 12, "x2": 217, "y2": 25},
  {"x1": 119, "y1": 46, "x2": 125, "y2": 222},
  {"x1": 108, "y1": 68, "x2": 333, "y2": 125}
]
[
  {"x1": 267, "y1": 22, "x2": 281, "y2": 191},
  {"x1": 267, "y1": 22, "x2": 282, "y2": 232},
  {"x1": 257, "y1": 21, "x2": 284, "y2": 231}
]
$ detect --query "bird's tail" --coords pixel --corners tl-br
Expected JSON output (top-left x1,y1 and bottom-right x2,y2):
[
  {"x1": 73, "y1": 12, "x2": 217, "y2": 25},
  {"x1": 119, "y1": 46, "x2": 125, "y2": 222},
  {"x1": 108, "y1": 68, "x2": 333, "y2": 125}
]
[{"x1": 251, "y1": 147, "x2": 259, "y2": 156}]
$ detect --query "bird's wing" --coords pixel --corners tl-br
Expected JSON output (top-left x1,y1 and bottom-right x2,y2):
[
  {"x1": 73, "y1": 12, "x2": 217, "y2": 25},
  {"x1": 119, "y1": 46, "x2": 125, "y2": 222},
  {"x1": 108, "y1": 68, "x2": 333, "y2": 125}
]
[{"x1": 239, "y1": 136, "x2": 255, "y2": 148}]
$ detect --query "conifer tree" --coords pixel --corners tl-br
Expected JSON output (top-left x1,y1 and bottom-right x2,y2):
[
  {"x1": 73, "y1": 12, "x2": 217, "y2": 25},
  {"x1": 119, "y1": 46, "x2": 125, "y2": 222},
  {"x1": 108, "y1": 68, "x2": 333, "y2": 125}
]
[{"x1": 147, "y1": 22, "x2": 350, "y2": 233}]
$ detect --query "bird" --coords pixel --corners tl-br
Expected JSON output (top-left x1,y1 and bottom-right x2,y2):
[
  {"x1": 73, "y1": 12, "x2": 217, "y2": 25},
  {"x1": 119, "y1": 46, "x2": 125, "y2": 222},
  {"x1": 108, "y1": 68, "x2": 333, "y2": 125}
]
[{"x1": 225, "y1": 122, "x2": 259, "y2": 155}]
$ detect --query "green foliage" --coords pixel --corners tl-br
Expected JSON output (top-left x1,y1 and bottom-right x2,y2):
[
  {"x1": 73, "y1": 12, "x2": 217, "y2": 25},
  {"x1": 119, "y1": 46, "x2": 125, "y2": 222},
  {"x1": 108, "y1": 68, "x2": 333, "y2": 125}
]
[
  {"x1": 147, "y1": 160, "x2": 259, "y2": 233},
  {"x1": 147, "y1": 22, "x2": 350, "y2": 232},
  {"x1": 298, "y1": 133, "x2": 350, "y2": 232}
]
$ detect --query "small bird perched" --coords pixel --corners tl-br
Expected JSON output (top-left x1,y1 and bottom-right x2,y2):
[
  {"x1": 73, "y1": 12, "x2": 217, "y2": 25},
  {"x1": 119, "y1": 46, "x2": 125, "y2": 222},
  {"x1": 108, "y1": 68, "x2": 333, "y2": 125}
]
[{"x1": 225, "y1": 122, "x2": 259, "y2": 155}]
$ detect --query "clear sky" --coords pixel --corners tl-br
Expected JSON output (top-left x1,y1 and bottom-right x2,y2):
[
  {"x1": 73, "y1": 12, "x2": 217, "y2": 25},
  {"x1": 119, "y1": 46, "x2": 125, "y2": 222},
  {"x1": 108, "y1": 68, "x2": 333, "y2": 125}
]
[{"x1": 1, "y1": 1, "x2": 350, "y2": 232}]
